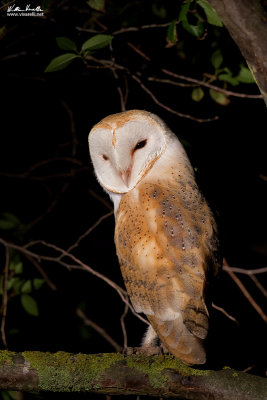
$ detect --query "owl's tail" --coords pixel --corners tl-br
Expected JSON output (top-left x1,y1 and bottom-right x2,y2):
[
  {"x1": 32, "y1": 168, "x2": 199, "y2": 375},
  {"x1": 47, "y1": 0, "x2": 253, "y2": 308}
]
[{"x1": 148, "y1": 314, "x2": 206, "y2": 365}]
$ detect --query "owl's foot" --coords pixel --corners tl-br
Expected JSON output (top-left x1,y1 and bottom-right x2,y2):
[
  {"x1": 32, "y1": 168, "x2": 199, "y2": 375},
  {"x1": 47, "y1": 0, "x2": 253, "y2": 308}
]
[{"x1": 124, "y1": 345, "x2": 163, "y2": 356}]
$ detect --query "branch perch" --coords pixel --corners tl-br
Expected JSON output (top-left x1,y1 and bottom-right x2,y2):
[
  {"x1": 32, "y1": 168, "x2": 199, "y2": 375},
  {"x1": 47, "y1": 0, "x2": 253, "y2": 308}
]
[{"x1": 0, "y1": 350, "x2": 267, "y2": 399}]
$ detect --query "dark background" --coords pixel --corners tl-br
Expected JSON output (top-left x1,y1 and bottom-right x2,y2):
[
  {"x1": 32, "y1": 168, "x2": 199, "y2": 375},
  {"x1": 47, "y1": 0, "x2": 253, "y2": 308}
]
[{"x1": 0, "y1": 0, "x2": 266, "y2": 398}]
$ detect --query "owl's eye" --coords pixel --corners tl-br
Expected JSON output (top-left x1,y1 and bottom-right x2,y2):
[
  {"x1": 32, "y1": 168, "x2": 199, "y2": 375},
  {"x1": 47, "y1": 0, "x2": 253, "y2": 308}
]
[
  {"x1": 134, "y1": 139, "x2": 147, "y2": 151},
  {"x1": 102, "y1": 154, "x2": 109, "y2": 161}
]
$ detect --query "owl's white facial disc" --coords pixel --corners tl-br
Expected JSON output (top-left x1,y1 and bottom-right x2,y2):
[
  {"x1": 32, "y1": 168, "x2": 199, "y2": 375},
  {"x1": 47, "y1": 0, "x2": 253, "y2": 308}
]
[{"x1": 89, "y1": 112, "x2": 167, "y2": 194}]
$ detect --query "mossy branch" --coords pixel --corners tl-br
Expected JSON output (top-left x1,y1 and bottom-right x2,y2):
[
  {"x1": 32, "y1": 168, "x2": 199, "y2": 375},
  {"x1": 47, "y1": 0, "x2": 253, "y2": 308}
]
[
  {"x1": 0, "y1": 350, "x2": 267, "y2": 399},
  {"x1": 206, "y1": 0, "x2": 267, "y2": 106}
]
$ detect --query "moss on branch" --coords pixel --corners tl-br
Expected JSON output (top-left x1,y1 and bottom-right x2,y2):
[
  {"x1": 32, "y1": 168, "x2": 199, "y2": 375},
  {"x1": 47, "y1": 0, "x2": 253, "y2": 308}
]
[{"x1": 0, "y1": 350, "x2": 266, "y2": 399}]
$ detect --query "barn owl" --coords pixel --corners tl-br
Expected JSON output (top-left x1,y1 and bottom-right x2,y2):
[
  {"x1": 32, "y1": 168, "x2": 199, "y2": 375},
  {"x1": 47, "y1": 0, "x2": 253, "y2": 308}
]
[{"x1": 89, "y1": 110, "x2": 219, "y2": 365}]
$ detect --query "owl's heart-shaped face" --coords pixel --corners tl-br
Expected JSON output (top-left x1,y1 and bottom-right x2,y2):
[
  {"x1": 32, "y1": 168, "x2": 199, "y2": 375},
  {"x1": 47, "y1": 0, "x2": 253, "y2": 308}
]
[{"x1": 89, "y1": 111, "x2": 167, "y2": 193}]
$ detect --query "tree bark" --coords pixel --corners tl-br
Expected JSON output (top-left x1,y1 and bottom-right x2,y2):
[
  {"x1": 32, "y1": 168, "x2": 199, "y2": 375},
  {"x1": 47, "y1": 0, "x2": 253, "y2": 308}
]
[
  {"x1": 206, "y1": 0, "x2": 267, "y2": 105},
  {"x1": 0, "y1": 350, "x2": 267, "y2": 399}
]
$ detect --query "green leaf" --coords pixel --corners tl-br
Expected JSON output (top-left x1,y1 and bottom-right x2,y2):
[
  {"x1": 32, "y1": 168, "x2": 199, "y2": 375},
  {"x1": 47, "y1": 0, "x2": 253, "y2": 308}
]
[
  {"x1": 33, "y1": 278, "x2": 45, "y2": 290},
  {"x1": 81, "y1": 34, "x2": 113, "y2": 53},
  {"x1": 236, "y1": 65, "x2": 255, "y2": 83},
  {"x1": 192, "y1": 87, "x2": 205, "y2": 102},
  {"x1": 7, "y1": 277, "x2": 21, "y2": 291},
  {"x1": 211, "y1": 49, "x2": 223, "y2": 70},
  {"x1": 9, "y1": 260, "x2": 23, "y2": 274},
  {"x1": 42, "y1": 0, "x2": 52, "y2": 11},
  {"x1": 152, "y1": 4, "x2": 167, "y2": 19},
  {"x1": 209, "y1": 89, "x2": 230, "y2": 106},
  {"x1": 2, "y1": 212, "x2": 21, "y2": 224},
  {"x1": 1, "y1": 392, "x2": 11, "y2": 400},
  {"x1": 56, "y1": 37, "x2": 77, "y2": 52},
  {"x1": 182, "y1": 20, "x2": 204, "y2": 37},
  {"x1": 45, "y1": 53, "x2": 80, "y2": 73},
  {"x1": 178, "y1": 1, "x2": 191, "y2": 22},
  {"x1": 167, "y1": 20, "x2": 177, "y2": 45},
  {"x1": 0, "y1": 219, "x2": 16, "y2": 230},
  {"x1": 218, "y1": 73, "x2": 239, "y2": 86},
  {"x1": 87, "y1": 0, "x2": 105, "y2": 11},
  {"x1": 196, "y1": 0, "x2": 223, "y2": 27},
  {"x1": 0, "y1": 25, "x2": 6, "y2": 39},
  {"x1": 7, "y1": 391, "x2": 20, "y2": 400},
  {"x1": 21, "y1": 280, "x2": 32, "y2": 293},
  {"x1": 21, "y1": 294, "x2": 39, "y2": 316}
]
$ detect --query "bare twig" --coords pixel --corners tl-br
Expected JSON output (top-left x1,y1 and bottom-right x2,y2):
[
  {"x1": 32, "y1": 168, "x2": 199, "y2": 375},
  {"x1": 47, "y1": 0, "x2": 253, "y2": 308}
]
[
  {"x1": 162, "y1": 68, "x2": 263, "y2": 99},
  {"x1": 76, "y1": 21, "x2": 178, "y2": 35},
  {"x1": 148, "y1": 76, "x2": 195, "y2": 88},
  {"x1": 76, "y1": 308, "x2": 122, "y2": 352},
  {"x1": 259, "y1": 173, "x2": 267, "y2": 181},
  {"x1": 0, "y1": 157, "x2": 83, "y2": 180},
  {"x1": 84, "y1": 56, "x2": 217, "y2": 122},
  {"x1": 212, "y1": 302, "x2": 239, "y2": 325},
  {"x1": 132, "y1": 74, "x2": 219, "y2": 123},
  {"x1": 1, "y1": 248, "x2": 9, "y2": 349},
  {"x1": 224, "y1": 260, "x2": 267, "y2": 323},
  {"x1": 112, "y1": 22, "x2": 176, "y2": 35},
  {"x1": 88, "y1": 189, "x2": 113, "y2": 211},
  {"x1": 127, "y1": 42, "x2": 151, "y2": 62},
  {"x1": 0, "y1": 0, "x2": 15, "y2": 11},
  {"x1": 66, "y1": 211, "x2": 113, "y2": 254},
  {"x1": 120, "y1": 303, "x2": 129, "y2": 350},
  {"x1": 223, "y1": 264, "x2": 267, "y2": 275},
  {"x1": 60, "y1": 101, "x2": 78, "y2": 157},
  {"x1": 26, "y1": 182, "x2": 69, "y2": 230},
  {"x1": 249, "y1": 274, "x2": 267, "y2": 299},
  {"x1": 0, "y1": 238, "x2": 149, "y2": 327},
  {"x1": 23, "y1": 253, "x2": 57, "y2": 291},
  {"x1": 109, "y1": 42, "x2": 126, "y2": 112}
]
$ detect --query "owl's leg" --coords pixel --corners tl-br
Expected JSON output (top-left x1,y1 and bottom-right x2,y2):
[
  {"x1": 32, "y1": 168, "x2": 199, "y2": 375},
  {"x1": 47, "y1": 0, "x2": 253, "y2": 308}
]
[
  {"x1": 142, "y1": 325, "x2": 169, "y2": 354},
  {"x1": 125, "y1": 324, "x2": 162, "y2": 356},
  {"x1": 141, "y1": 324, "x2": 158, "y2": 347}
]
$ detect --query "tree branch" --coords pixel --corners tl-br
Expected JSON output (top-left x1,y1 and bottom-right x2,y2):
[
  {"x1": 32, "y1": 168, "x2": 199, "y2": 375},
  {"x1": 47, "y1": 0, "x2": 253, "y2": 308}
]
[{"x1": 0, "y1": 350, "x2": 267, "y2": 399}]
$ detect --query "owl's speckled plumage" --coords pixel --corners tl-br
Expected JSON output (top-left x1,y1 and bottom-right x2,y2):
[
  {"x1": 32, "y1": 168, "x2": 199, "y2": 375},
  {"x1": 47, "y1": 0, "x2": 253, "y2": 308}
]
[{"x1": 89, "y1": 110, "x2": 219, "y2": 365}]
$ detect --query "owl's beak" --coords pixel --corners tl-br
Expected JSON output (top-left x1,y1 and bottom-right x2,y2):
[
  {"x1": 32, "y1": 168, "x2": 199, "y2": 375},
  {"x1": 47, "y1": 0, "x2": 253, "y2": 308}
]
[{"x1": 120, "y1": 166, "x2": 132, "y2": 187}]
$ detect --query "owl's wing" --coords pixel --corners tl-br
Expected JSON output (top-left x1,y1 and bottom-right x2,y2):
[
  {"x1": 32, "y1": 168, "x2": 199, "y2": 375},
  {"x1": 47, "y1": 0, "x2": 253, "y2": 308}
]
[{"x1": 115, "y1": 179, "x2": 219, "y2": 364}]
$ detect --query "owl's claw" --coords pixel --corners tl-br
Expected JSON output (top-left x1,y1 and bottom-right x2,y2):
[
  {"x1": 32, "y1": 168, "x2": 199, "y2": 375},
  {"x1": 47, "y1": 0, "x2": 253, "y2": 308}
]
[{"x1": 123, "y1": 345, "x2": 163, "y2": 356}]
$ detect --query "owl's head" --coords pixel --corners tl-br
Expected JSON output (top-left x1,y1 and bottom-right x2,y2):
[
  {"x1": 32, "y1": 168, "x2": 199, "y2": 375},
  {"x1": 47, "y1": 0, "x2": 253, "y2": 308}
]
[{"x1": 89, "y1": 110, "x2": 169, "y2": 194}]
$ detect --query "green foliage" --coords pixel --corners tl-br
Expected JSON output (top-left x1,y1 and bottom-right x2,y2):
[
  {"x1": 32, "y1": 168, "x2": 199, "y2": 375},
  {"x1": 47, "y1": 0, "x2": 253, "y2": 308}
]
[
  {"x1": 166, "y1": 20, "x2": 178, "y2": 46},
  {"x1": 45, "y1": 34, "x2": 113, "y2": 73},
  {"x1": 0, "y1": 391, "x2": 19, "y2": 400},
  {"x1": 21, "y1": 294, "x2": 39, "y2": 317},
  {"x1": 178, "y1": 0, "x2": 222, "y2": 38},
  {"x1": 0, "y1": 248, "x2": 44, "y2": 323},
  {"x1": 178, "y1": 1, "x2": 191, "y2": 22},
  {"x1": 21, "y1": 280, "x2": 32, "y2": 294},
  {"x1": 178, "y1": 1, "x2": 204, "y2": 38},
  {"x1": 0, "y1": 212, "x2": 21, "y2": 230},
  {"x1": 192, "y1": 87, "x2": 205, "y2": 102},
  {"x1": 218, "y1": 68, "x2": 239, "y2": 86},
  {"x1": 0, "y1": 26, "x2": 6, "y2": 40},
  {"x1": 33, "y1": 278, "x2": 45, "y2": 290},
  {"x1": 45, "y1": 53, "x2": 81, "y2": 73},
  {"x1": 211, "y1": 48, "x2": 223, "y2": 70},
  {"x1": 209, "y1": 89, "x2": 229, "y2": 105},
  {"x1": 236, "y1": 64, "x2": 255, "y2": 83},
  {"x1": 56, "y1": 37, "x2": 78, "y2": 52},
  {"x1": 196, "y1": 0, "x2": 223, "y2": 27},
  {"x1": 87, "y1": 0, "x2": 105, "y2": 12},
  {"x1": 81, "y1": 34, "x2": 113, "y2": 53}
]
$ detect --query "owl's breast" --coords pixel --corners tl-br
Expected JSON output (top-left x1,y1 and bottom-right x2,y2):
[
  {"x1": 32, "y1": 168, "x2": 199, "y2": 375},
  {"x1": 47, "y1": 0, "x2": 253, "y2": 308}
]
[{"x1": 115, "y1": 175, "x2": 218, "y2": 278}]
